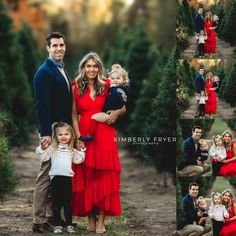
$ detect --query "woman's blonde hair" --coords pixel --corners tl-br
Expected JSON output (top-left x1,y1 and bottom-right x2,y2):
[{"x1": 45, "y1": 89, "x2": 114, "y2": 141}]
[
  {"x1": 109, "y1": 64, "x2": 129, "y2": 86},
  {"x1": 222, "y1": 189, "x2": 233, "y2": 212},
  {"x1": 205, "y1": 72, "x2": 213, "y2": 82},
  {"x1": 222, "y1": 130, "x2": 234, "y2": 151},
  {"x1": 212, "y1": 135, "x2": 224, "y2": 147},
  {"x1": 205, "y1": 11, "x2": 212, "y2": 21},
  {"x1": 75, "y1": 52, "x2": 106, "y2": 96},
  {"x1": 51, "y1": 122, "x2": 75, "y2": 150}
]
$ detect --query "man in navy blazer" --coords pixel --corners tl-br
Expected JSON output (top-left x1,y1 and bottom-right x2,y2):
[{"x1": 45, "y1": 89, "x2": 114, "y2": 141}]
[
  {"x1": 32, "y1": 32, "x2": 73, "y2": 233},
  {"x1": 194, "y1": 5, "x2": 205, "y2": 57},
  {"x1": 177, "y1": 125, "x2": 210, "y2": 176},
  {"x1": 174, "y1": 183, "x2": 211, "y2": 235},
  {"x1": 195, "y1": 68, "x2": 205, "y2": 118}
]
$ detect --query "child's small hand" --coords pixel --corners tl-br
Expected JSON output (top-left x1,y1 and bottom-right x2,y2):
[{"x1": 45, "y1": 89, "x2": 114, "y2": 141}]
[{"x1": 197, "y1": 211, "x2": 203, "y2": 217}]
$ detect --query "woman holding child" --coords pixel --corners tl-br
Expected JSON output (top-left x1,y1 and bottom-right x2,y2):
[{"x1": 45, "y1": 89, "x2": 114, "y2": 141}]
[
  {"x1": 218, "y1": 130, "x2": 236, "y2": 176},
  {"x1": 220, "y1": 189, "x2": 236, "y2": 235},
  {"x1": 205, "y1": 72, "x2": 217, "y2": 118},
  {"x1": 71, "y1": 52, "x2": 126, "y2": 234}
]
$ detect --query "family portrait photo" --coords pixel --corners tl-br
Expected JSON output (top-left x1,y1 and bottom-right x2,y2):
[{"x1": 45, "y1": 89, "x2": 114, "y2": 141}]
[
  {"x1": 0, "y1": 0, "x2": 177, "y2": 235},
  {"x1": 175, "y1": 177, "x2": 236, "y2": 236},
  {"x1": 177, "y1": 122, "x2": 236, "y2": 177},
  {"x1": 178, "y1": 59, "x2": 236, "y2": 120},
  {"x1": 177, "y1": 0, "x2": 236, "y2": 59}
]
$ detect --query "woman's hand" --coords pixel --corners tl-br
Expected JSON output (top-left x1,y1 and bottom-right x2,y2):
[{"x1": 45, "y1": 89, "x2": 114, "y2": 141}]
[
  {"x1": 106, "y1": 110, "x2": 120, "y2": 124},
  {"x1": 75, "y1": 139, "x2": 85, "y2": 150},
  {"x1": 219, "y1": 159, "x2": 230, "y2": 163}
]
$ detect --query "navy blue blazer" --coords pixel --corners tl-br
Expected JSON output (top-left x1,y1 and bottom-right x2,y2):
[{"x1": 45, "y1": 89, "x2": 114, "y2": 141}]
[
  {"x1": 195, "y1": 13, "x2": 205, "y2": 33},
  {"x1": 195, "y1": 74, "x2": 205, "y2": 93},
  {"x1": 182, "y1": 194, "x2": 198, "y2": 226},
  {"x1": 33, "y1": 58, "x2": 73, "y2": 136},
  {"x1": 183, "y1": 136, "x2": 198, "y2": 166}
]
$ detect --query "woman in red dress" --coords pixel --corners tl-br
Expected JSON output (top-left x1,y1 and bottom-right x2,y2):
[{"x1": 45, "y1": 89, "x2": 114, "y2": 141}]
[
  {"x1": 71, "y1": 52, "x2": 125, "y2": 234},
  {"x1": 218, "y1": 130, "x2": 236, "y2": 176},
  {"x1": 205, "y1": 72, "x2": 217, "y2": 118},
  {"x1": 220, "y1": 189, "x2": 236, "y2": 236},
  {"x1": 204, "y1": 11, "x2": 216, "y2": 57}
]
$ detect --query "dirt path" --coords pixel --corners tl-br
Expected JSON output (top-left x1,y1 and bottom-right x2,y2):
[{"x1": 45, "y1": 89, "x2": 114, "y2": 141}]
[
  {"x1": 180, "y1": 95, "x2": 236, "y2": 120},
  {"x1": 0, "y1": 134, "x2": 176, "y2": 235},
  {"x1": 180, "y1": 36, "x2": 236, "y2": 59}
]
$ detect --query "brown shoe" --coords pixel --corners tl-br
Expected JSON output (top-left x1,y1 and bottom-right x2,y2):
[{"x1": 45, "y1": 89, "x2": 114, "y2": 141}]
[{"x1": 32, "y1": 222, "x2": 53, "y2": 233}]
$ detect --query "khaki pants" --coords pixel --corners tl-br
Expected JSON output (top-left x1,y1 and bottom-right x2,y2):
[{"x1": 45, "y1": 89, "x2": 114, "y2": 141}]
[
  {"x1": 33, "y1": 160, "x2": 52, "y2": 224},
  {"x1": 177, "y1": 164, "x2": 210, "y2": 176},
  {"x1": 177, "y1": 224, "x2": 211, "y2": 236}
]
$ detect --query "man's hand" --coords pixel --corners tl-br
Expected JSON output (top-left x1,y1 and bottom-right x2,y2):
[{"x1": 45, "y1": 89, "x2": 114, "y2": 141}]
[
  {"x1": 197, "y1": 160, "x2": 203, "y2": 166},
  {"x1": 40, "y1": 136, "x2": 52, "y2": 149}
]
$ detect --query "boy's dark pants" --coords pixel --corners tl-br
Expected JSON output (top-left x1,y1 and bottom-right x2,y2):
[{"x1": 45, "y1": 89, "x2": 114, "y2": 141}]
[{"x1": 51, "y1": 176, "x2": 72, "y2": 226}]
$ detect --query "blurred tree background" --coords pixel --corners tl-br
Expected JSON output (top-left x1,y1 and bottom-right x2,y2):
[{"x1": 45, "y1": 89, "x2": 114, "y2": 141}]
[{"x1": 0, "y1": 0, "x2": 176, "y2": 196}]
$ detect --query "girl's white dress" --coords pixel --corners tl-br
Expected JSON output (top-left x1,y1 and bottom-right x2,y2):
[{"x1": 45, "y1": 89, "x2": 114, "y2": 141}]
[{"x1": 209, "y1": 145, "x2": 226, "y2": 161}]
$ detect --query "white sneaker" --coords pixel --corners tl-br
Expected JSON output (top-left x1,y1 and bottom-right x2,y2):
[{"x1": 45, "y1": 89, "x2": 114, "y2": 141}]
[
  {"x1": 54, "y1": 226, "x2": 63, "y2": 234},
  {"x1": 67, "y1": 225, "x2": 75, "y2": 233}
]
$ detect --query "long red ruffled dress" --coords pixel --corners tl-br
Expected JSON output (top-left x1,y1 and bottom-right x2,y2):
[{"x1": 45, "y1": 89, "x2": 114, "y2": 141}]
[
  {"x1": 204, "y1": 21, "x2": 216, "y2": 54},
  {"x1": 205, "y1": 81, "x2": 217, "y2": 114},
  {"x1": 220, "y1": 200, "x2": 236, "y2": 235},
  {"x1": 218, "y1": 141, "x2": 236, "y2": 176},
  {"x1": 72, "y1": 78, "x2": 122, "y2": 216}
]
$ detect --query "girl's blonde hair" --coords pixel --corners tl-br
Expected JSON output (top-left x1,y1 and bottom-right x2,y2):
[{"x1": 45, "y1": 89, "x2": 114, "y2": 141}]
[
  {"x1": 222, "y1": 189, "x2": 233, "y2": 212},
  {"x1": 52, "y1": 122, "x2": 75, "y2": 150},
  {"x1": 211, "y1": 192, "x2": 222, "y2": 205},
  {"x1": 109, "y1": 64, "x2": 130, "y2": 86},
  {"x1": 222, "y1": 130, "x2": 234, "y2": 151},
  {"x1": 74, "y1": 52, "x2": 106, "y2": 96},
  {"x1": 212, "y1": 135, "x2": 224, "y2": 147},
  {"x1": 199, "y1": 139, "x2": 208, "y2": 150}
]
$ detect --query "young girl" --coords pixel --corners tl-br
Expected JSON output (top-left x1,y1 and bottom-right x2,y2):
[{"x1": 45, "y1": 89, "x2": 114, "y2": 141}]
[
  {"x1": 196, "y1": 90, "x2": 208, "y2": 118},
  {"x1": 195, "y1": 30, "x2": 208, "y2": 57},
  {"x1": 195, "y1": 196, "x2": 209, "y2": 226},
  {"x1": 212, "y1": 75, "x2": 219, "y2": 92},
  {"x1": 208, "y1": 192, "x2": 229, "y2": 236},
  {"x1": 79, "y1": 64, "x2": 130, "y2": 141},
  {"x1": 36, "y1": 122, "x2": 86, "y2": 234},
  {"x1": 196, "y1": 139, "x2": 209, "y2": 163}
]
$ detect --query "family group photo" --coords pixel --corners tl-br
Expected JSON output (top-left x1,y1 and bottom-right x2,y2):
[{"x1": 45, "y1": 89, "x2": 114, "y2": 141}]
[
  {"x1": 177, "y1": 0, "x2": 236, "y2": 59},
  {"x1": 174, "y1": 178, "x2": 236, "y2": 236},
  {"x1": 178, "y1": 59, "x2": 236, "y2": 120},
  {"x1": 0, "y1": 0, "x2": 177, "y2": 235}
]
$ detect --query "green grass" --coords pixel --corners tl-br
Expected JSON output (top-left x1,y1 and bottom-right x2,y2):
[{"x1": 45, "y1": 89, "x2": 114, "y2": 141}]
[
  {"x1": 46, "y1": 199, "x2": 133, "y2": 236},
  {"x1": 207, "y1": 117, "x2": 230, "y2": 138},
  {"x1": 210, "y1": 177, "x2": 233, "y2": 194}
]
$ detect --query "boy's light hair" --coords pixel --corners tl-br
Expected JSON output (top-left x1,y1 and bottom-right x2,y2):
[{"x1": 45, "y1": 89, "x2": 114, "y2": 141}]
[
  {"x1": 199, "y1": 139, "x2": 208, "y2": 150},
  {"x1": 109, "y1": 64, "x2": 129, "y2": 86},
  {"x1": 51, "y1": 122, "x2": 75, "y2": 150},
  {"x1": 213, "y1": 75, "x2": 219, "y2": 82},
  {"x1": 213, "y1": 15, "x2": 219, "y2": 21},
  {"x1": 197, "y1": 196, "x2": 206, "y2": 205}
]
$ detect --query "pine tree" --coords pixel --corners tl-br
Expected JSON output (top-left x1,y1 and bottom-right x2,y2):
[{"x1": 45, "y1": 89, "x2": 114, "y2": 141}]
[
  {"x1": 228, "y1": 177, "x2": 236, "y2": 188},
  {"x1": 223, "y1": 62, "x2": 236, "y2": 106},
  {"x1": 128, "y1": 46, "x2": 166, "y2": 138},
  {"x1": 223, "y1": 0, "x2": 236, "y2": 46},
  {"x1": 142, "y1": 49, "x2": 177, "y2": 174},
  {"x1": 0, "y1": 4, "x2": 34, "y2": 144},
  {"x1": 124, "y1": 17, "x2": 153, "y2": 131},
  {"x1": 182, "y1": 0, "x2": 194, "y2": 35}
]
